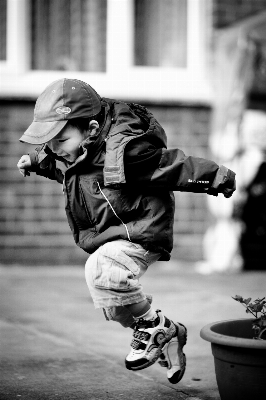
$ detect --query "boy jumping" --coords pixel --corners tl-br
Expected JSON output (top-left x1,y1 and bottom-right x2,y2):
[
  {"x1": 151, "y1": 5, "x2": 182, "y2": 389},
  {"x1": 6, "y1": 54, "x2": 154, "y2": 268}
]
[{"x1": 17, "y1": 78, "x2": 235, "y2": 384}]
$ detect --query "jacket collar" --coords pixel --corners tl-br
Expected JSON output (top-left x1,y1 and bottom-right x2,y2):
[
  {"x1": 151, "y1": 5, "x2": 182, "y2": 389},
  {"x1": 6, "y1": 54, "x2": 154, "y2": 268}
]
[{"x1": 81, "y1": 100, "x2": 112, "y2": 155}]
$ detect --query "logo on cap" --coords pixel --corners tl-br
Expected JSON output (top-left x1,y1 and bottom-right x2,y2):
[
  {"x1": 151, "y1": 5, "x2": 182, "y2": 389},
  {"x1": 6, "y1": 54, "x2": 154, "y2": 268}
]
[{"x1": 56, "y1": 106, "x2": 71, "y2": 115}]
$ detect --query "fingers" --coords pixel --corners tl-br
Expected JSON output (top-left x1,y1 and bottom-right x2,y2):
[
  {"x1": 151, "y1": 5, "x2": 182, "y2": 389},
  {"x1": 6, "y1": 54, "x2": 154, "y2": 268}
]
[
  {"x1": 223, "y1": 179, "x2": 236, "y2": 198},
  {"x1": 223, "y1": 187, "x2": 234, "y2": 198},
  {"x1": 223, "y1": 191, "x2": 233, "y2": 198},
  {"x1": 17, "y1": 155, "x2": 29, "y2": 168},
  {"x1": 17, "y1": 155, "x2": 31, "y2": 177},
  {"x1": 18, "y1": 168, "x2": 30, "y2": 177}
]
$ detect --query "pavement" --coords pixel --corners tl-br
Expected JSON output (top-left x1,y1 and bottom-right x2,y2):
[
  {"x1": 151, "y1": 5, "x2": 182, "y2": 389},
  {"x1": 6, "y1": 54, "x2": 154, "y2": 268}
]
[{"x1": 1, "y1": 261, "x2": 266, "y2": 400}]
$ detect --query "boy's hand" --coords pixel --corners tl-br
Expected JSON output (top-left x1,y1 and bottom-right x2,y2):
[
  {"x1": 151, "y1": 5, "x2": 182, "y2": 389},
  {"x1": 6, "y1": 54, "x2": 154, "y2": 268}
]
[
  {"x1": 222, "y1": 179, "x2": 236, "y2": 198},
  {"x1": 17, "y1": 155, "x2": 31, "y2": 177}
]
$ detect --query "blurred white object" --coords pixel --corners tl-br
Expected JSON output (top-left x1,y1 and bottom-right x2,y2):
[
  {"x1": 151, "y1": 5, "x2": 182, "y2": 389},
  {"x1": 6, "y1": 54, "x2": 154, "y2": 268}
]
[
  {"x1": 241, "y1": 110, "x2": 266, "y2": 149},
  {"x1": 196, "y1": 220, "x2": 243, "y2": 274},
  {"x1": 199, "y1": 110, "x2": 266, "y2": 273}
]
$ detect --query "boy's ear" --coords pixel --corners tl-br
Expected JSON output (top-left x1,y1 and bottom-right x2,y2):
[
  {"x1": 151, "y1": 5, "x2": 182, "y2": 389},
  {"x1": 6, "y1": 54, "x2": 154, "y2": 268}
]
[{"x1": 88, "y1": 120, "x2": 99, "y2": 136}]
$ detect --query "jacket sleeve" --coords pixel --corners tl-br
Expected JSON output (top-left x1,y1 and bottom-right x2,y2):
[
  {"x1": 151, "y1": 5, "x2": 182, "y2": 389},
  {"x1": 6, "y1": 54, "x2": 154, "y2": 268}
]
[
  {"x1": 29, "y1": 145, "x2": 64, "y2": 184},
  {"x1": 124, "y1": 140, "x2": 235, "y2": 195}
]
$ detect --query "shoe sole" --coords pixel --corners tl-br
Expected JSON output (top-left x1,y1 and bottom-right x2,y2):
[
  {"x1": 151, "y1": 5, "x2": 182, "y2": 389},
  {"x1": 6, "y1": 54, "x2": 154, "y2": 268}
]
[
  {"x1": 167, "y1": 323, "x2": 187, "y2": 384},
  {"x1": 127, "y1": 322, "x2": 177, "y2": 371}
]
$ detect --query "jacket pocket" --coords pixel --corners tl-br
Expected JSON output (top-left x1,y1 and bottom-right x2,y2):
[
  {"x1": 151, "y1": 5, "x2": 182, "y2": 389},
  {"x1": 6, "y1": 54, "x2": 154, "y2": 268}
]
[
  {"x1": 78, "y1": 177, "x2": 104, "y2": 226},
  {"x1": 92, "y1": 243, "x2": 140, "y2": 291}
]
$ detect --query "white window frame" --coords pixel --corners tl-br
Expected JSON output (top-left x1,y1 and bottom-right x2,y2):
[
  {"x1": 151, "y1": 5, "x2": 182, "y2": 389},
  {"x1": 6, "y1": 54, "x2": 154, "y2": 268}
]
[{"x1": 0, "y1": 0, "x2": 212, "y2": 104}]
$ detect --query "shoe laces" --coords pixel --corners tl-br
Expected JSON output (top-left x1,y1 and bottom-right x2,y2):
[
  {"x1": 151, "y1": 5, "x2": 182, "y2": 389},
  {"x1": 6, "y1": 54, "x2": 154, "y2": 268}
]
[
  {"x1": 131, "y1": 328, "x2": 150, "y2": 350},
  {"x1": 130, "y1": 310, "x2": 161, "y2": 350}
]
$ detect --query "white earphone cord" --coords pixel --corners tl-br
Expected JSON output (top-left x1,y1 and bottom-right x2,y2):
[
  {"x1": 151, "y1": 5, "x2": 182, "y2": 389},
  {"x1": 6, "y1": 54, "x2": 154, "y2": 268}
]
[{"x1": 97, "y1": 181, "x2": 131, "y2": 242}]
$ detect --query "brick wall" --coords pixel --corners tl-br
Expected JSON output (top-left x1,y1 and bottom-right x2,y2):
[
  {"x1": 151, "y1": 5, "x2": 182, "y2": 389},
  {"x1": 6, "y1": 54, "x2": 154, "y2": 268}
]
[
  {"x1": 0, "y1": 100, "x2": 212, "y2": 265},
  {"x1": 0, "y1": 100, "x2": 85, "y2": 265},
  {"x1": 213, "y1": 0, "x2": 266, "y2": 28}
]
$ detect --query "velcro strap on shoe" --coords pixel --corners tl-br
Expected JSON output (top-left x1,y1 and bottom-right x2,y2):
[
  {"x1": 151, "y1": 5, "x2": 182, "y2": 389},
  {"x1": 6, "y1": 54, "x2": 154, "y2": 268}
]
[
  {"x1": 133, "y1": 330, "x2": 150, "y2": 342},
  {"x1": 131, "y1": 339, "x2": 147, "y2": 350},
  {"x1": 135, "y1": 316, "x2": 160, "y2": 329}
]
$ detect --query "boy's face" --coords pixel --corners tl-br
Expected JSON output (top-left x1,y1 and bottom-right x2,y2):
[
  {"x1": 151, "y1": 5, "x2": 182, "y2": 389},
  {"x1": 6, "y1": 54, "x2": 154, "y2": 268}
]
[{"x1": 47, "y1": 124, "x2": 84, "y2": 163}]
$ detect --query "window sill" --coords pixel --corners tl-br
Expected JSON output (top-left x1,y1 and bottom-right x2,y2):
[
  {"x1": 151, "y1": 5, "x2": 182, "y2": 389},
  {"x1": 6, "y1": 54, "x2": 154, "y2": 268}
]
[{"x1": 0, "y1": 69, "x2": 213, "y2": 106}]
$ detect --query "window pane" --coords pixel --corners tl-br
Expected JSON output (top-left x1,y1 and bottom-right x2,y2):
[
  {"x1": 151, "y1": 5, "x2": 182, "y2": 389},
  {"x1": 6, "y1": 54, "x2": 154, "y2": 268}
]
[
  {"x1": 31, "y1": 0, "x2": 107, "y2": 72},
  {"x1": 0, "y1": 0, "x2": 7, "y2": 60},
  {"x1": 134, "y1": 0, "x2": 187, "y2": 68}
]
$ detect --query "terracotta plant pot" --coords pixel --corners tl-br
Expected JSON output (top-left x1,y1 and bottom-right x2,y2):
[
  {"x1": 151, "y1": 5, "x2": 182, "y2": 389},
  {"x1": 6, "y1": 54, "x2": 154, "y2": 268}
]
[{"x1": 200, "y1": 319, "x2": 266, "y2": 400}]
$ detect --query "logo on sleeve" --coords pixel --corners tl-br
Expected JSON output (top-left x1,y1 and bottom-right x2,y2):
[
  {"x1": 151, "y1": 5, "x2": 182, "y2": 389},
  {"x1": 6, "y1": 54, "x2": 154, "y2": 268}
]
[{"x1": 188, "y1": 179, "x2": 209, "y2": 184}]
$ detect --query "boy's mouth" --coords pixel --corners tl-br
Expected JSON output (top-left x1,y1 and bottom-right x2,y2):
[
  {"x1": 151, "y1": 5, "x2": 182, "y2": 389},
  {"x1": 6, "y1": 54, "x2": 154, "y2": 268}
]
[
  {"x1": 55, "y1": 152, "x2": 77, "y2": 162},
  {"x1": 62, "y1": 154, "x2": 77, "y2": 162},
  {"x1": 57, "y1": 152, "x2": 68, "y2": 158}
]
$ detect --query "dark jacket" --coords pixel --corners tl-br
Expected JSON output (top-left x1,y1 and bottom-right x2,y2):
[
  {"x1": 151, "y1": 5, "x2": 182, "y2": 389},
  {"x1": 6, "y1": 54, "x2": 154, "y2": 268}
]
[{"x1": 30, "y1": 98, "x2": 235, "y2": 261}]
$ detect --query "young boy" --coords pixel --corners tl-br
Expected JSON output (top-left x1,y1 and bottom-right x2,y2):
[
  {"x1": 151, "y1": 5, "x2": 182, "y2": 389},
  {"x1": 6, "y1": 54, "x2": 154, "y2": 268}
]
[{"x1": 17, "y1": 78, "x2": 236, "y2": 384}]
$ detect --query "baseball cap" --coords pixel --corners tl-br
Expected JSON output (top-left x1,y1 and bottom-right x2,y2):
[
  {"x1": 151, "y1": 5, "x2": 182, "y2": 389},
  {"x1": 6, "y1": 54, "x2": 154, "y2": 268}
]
[{"x1": 20, "y1": 78, "x2": 102, "y2": 145}]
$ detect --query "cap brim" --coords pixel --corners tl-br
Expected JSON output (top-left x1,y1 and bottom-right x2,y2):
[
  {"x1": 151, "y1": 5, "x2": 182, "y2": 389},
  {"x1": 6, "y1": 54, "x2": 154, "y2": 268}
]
[{"x1": 19, "y1": 120, "x2": 68, "y2": 145}]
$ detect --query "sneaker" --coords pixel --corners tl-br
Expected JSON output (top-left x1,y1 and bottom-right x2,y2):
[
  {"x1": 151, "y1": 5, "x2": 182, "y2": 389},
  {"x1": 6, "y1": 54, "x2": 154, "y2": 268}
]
[
  {"x1": 158, "y1": 322, "x2": 187, "y2": 384},
  {"x1": 125, "y1": 310, "x2": 176, "y2": 371}
]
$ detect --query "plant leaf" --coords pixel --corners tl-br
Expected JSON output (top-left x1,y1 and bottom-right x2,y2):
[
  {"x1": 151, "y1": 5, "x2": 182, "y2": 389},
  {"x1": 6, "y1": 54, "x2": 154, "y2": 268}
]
[
  {"x1": 232, "y1": 295, "x2": 243, "y2": 302},
  {"x1": 257, "y1": 303, "x2": 264, "y2": 312}
]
